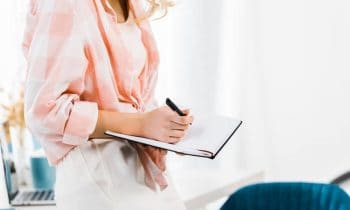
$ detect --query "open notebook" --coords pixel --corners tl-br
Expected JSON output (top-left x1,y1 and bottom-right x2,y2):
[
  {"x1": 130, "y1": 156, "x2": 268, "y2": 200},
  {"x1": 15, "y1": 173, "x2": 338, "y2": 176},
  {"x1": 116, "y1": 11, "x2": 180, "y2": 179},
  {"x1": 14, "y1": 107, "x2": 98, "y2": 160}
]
[{"x1": 105, "y1": 116, "x2": 242, "y2": 159}]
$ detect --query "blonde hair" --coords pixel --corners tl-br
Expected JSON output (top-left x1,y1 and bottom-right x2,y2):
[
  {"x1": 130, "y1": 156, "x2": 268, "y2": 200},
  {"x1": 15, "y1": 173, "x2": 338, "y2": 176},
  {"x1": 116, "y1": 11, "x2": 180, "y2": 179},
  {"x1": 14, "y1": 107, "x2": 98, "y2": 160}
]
[{"x1": 144, "y1": 0, "x2": 175, "y2": 20}]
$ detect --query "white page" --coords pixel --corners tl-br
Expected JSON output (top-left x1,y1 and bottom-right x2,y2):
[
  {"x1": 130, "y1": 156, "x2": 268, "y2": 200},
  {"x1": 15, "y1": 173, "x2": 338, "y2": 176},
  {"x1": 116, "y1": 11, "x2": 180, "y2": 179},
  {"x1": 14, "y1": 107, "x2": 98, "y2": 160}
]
[{"x1": 175, "y1": 116, "x2": 241, "y2": 154}]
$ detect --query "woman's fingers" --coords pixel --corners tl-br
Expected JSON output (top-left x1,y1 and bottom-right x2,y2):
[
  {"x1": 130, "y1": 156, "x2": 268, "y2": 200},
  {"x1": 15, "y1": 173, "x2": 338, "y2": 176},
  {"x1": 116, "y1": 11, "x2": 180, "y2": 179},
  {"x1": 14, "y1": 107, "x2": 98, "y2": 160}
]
[
  {"x1": 182, "y1": 109, "x2": 190, "y2": 115},
  {"x1": 169, "y1": 121, "x2": 189, "y2": 131},
  {"x1": 170, "y1": 115, "x2": 194, "y2": 125},
  {"x1": 163, "y1": 136, "x2": 181, "y2": 143},
  {"x1": 170, "y1": 130, "x2": 185, "y2": 139}
]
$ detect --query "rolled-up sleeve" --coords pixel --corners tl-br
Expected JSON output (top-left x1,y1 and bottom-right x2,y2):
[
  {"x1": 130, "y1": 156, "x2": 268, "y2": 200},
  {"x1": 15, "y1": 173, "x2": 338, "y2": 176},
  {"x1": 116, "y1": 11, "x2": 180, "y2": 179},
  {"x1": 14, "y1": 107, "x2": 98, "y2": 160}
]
[{"x1": 24, "y1": 0, "x2": 98, "y2": 146}]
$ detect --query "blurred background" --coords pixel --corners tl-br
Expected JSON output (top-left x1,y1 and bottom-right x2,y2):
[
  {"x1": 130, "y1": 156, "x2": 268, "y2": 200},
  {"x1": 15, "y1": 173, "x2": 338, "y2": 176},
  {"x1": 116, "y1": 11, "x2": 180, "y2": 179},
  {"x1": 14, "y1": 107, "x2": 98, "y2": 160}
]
[
  {"x1": 1, "y1": 0, "x2": 350, "y2": 209},
  {"x1": 152, "y1": 0, "x2": 350, "y2": 182}
]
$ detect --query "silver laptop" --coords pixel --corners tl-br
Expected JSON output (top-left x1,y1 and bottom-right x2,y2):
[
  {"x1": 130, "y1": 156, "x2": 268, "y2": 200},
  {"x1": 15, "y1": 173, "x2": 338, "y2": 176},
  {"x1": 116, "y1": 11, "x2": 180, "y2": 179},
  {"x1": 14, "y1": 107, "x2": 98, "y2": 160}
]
[{"x1": 0, "y1": 139, "x2": 56, "y2": 206}]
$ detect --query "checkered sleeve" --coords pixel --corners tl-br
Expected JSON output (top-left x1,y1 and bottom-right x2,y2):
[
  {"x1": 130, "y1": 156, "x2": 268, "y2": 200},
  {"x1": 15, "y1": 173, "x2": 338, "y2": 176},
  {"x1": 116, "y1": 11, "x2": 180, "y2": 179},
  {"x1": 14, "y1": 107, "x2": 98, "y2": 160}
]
[{"x1": 24, "y1": 0, "x2": 98, "y2": 146}]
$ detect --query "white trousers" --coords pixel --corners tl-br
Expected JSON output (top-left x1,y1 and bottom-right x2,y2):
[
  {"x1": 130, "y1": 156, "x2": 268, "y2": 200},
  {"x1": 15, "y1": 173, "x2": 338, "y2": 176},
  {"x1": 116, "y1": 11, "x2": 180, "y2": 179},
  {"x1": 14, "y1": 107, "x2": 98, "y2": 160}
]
[{"x1": 55, "y1": 139, "x2": 186, "y2": 210}]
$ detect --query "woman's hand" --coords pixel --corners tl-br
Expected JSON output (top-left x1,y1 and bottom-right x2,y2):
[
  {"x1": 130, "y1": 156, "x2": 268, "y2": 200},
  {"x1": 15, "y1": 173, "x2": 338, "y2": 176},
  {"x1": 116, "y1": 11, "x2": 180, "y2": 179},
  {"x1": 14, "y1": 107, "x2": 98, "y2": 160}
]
[{"x1": 140, "y1": 106, "x2": 193, "y2": 143}]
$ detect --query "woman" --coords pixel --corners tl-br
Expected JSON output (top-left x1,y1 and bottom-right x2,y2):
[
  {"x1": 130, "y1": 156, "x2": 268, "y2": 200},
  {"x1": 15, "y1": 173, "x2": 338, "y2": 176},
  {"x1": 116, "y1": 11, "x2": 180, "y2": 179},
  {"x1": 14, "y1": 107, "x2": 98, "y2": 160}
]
[{"x1": 22, "y1": 0, "x2": 193, "y2": 209}]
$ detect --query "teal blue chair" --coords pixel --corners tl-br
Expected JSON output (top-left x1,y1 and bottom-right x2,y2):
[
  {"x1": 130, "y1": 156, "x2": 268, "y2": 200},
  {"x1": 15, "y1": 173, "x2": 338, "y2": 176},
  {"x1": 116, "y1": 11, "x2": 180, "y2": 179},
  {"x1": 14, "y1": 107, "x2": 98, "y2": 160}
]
[{"x1": 221, "y1": 183, "x2": 350, "y2": 210}]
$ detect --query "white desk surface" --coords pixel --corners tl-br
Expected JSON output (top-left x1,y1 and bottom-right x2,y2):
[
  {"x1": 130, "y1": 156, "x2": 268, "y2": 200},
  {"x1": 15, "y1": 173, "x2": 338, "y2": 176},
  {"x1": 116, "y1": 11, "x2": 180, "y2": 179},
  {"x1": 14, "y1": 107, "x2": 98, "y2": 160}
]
[
  {"x1": 14, "y1": 168, "x2": 264, "y2": 210},
  {"x1": 173, "y1": 167, "x2": 264, "y2": 209}
]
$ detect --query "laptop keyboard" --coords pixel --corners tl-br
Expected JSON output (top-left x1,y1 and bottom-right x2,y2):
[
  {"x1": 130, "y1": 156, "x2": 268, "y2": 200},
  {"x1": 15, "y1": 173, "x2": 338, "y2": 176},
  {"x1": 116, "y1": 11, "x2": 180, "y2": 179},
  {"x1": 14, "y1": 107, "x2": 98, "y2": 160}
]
[{"x1": 12, "y1": 190, "x2": 55, "y2": 205}]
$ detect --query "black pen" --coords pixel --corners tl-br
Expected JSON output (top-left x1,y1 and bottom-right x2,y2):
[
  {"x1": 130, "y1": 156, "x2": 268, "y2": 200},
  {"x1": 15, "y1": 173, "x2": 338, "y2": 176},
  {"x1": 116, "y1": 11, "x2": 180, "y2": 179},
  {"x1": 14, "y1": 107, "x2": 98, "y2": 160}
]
[{"x1": 166, "y1": 98, "x2": 186, "y2": 116}]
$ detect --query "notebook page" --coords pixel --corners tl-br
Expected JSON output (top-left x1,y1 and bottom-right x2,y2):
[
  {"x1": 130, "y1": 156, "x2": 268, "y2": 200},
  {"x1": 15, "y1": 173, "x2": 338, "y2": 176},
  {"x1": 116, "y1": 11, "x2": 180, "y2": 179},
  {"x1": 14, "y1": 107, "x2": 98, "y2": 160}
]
[{"x1": 175, "y1": 116, "x2": 241, "y2": 154}]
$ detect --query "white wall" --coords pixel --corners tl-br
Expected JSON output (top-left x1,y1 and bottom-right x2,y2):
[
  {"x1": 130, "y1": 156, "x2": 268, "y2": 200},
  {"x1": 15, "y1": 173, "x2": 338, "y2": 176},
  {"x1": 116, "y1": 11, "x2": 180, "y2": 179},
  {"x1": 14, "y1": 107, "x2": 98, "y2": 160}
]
[
  {"x1": 256, "y1": 0, "x2": 350, "y2": 180},
  {"x1": 155, "y1": 0, "x2": 350, "y2": 181},
  {"x1": 0, "y1": 0, "x2": 26, "y2": 92},
  {"x1": 152, "y1": 0, "x2": 243, "y2": 170}
]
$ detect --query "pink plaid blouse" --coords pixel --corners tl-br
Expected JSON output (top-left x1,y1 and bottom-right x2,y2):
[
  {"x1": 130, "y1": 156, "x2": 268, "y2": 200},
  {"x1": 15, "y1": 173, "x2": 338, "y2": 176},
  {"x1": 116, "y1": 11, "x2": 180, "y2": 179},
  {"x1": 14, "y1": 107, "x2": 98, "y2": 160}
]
[{"x1": 23, "y1": 0, "x2": 159, "y2": 164}]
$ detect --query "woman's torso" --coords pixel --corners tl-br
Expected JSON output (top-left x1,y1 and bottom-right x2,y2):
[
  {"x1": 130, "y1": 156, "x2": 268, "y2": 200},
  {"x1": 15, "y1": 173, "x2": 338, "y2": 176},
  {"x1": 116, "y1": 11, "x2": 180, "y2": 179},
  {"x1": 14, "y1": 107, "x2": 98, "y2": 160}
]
[
  {"x1": 23, "y1": 0, "x2": 160, "y2": 164},
  {"x1": 77, "y1": 0, "x2": 158, "y2": 112}
]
